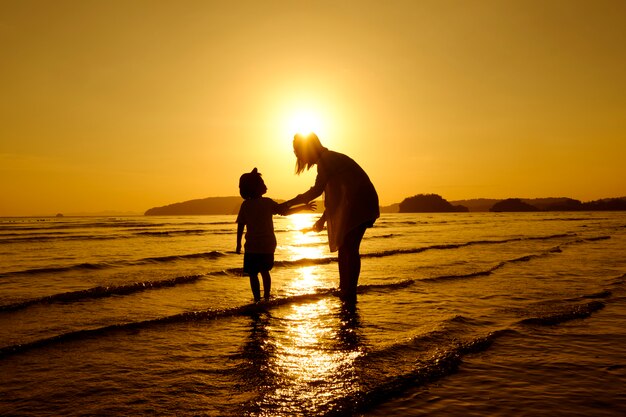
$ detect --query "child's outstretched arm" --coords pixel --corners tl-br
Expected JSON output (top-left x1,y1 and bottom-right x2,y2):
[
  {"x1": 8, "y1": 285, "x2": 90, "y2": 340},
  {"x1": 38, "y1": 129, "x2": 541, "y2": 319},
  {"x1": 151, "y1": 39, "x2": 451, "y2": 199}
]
[
  {"x1": 286, "y1": 201, "x2": 317, "y2": 215},
  {"x1": 276, "y1": 201, "x2": 317, "y2": 216}
]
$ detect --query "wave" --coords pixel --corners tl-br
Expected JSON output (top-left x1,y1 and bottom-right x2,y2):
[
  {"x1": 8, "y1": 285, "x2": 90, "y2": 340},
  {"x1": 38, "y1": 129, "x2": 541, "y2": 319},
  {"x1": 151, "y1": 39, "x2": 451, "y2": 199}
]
[
  {"x1": 325, "y1": 298, "x2": 615, "y2": 415},
  {"x1": 241, "y1": 331, "x2": 508, "y2": 416},
  {"x1": 0, "y1": 229, "x2": 236, "y2": 244},
  {"x1": 421, "y1": 250, "x2": 556, "y2": 282},
  {"x1": 582, "y1": 235, "x2": 611, "y2": 242},
  {"x1": 0, "y1": 262, "x2": 112, "y2": 277},
  {"x1": 362, "y1": 233, "x2": 577, "y2": 259},
  {"x1": 375, "y1": 220, "x2": 422, "y2": 227},
  {"x1": 575, "y1": 290, "x2": 613, "y2": 300},
  {"x1": 540, "y1": 217, "x2": 611, "y2": 222},
  {"x1": 0, "y1": 221, "x2": 168, "y2": 232},
  {"x1": 13, "y1": 219, "x2": 233, "y2": 230},
  {"x1": 419, "y1": 236, "x2": 610, "y2": 283},
  {"x1": 133, "y1": 229, "x2": 210, "y2": 237},
  {"x1": 518, "y1": 301, "x2": 605, "y2": 326},
  {"x1": 358, "y1": 280, "x2": 416, "y2": 292},
  {"x1": 3, "y1": 269, "x2": 620, "y2": 360},
  {"x1": 0, "y1": 231, "x2": 588, "y2": 278},
  {"x1": 133, "y1": 227, "x2": 240, "y2": 237},
  {"x1": 0, "y1": 289, "x2": 341, "y2": 359},
  {"x1": 236, "y1": 325, "x2": 516, "y2": 416},
  {"x1": 0, "y1": 234, "x2": 612, "y2": 311},
  {"x1": 0, "y1": 274, "x2": 207, "y2": 312},
  {"x1": 287, "y1": 233, "x2": 398, "y2": 246},
  {"x1": 375, "y1": 219, "x2": 479, "y2": 227},
  {"x1": 0, "y1": 251, "x2": 226, "y2": 278},
  {"x1": 0, "y1": 234, "x2": 128, "y2": 244},
  {"x1": 141, "y1": 251, "x2": 225, "y2": 263},
  {"x1": 0, "y1": 274, "x2": 419, "y2": 313},
  {"x1": 0, "y1": 220, "x2": 234, "y2": 240},
  {"x1": 0, "y1": 279, "x2": 451, "y2": 357},
  {"x1": 607, "y1": 273, "x2": 626, "y2": 287},
  {"x1": 0, "y1": 231, "x2": 72, "y2": 238},
  {"x1": 342, "y1": 330, "x2": 508, "y2": 415},
  {"x1": 274, "y1": 257, "x2": 337, "y2": 268},
  {"x1": 367, "y1": 233, "x2": 398, "y2": 239}
]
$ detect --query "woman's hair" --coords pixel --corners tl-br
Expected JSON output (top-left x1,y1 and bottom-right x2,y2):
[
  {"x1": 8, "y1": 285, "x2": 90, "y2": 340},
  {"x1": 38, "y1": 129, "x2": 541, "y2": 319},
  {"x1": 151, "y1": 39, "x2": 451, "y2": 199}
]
[
  {"x1": 239, "y1": 168, "x2": 264, "y2": 199},
  {"x1": 293, "y1": 132, "x2": 326, "y2": 175}
]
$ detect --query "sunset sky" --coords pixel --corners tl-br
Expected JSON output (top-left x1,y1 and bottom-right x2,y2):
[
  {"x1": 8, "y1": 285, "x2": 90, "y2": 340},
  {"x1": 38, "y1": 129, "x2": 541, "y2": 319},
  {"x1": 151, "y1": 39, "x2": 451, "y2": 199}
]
[{"x1": 1, "y1": 0, "x2": 625, "y2": 216}]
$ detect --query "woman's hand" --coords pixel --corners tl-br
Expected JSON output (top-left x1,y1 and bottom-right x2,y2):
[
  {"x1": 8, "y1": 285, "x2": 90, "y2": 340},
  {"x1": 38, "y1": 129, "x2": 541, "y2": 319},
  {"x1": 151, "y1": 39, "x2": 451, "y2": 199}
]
[
  {"x1": 303, "y1": 201, "x2": 317, "y2": 211},
  {"x1": 312, "y1": 215, "x2": 325, "y2": 232},
  {"x1": 301, "y1": 212, "x2": 326, "y2": 233},
  {"x1": 301, "y1": 219, "x2": 323, "y2": 234}
]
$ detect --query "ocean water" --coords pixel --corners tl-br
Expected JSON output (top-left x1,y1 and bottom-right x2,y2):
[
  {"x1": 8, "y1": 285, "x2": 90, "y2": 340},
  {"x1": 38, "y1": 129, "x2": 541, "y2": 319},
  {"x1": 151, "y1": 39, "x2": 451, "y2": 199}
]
[{"x1": 1, "y1": 212, "x2": 625, "y2": 416}]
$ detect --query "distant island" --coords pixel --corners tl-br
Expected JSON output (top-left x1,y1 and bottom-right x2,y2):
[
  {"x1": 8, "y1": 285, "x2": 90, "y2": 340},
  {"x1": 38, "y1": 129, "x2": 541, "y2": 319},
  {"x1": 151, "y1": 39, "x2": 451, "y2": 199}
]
[
  {"x1": 145, "y1": 194, "x2": 626, "y2": 215},
  {"x1": 476, "y1": 197, "x2": 626, "y2": 212},
  {"x1": 145, "y1": 197, "x2": 243, "y2": 215},
  {"x1": 490, "y1": 198, "x2": 539, "y2": 212},
  {"x1": 398, "y1": 194, "x2": 468, "y2": 213}
]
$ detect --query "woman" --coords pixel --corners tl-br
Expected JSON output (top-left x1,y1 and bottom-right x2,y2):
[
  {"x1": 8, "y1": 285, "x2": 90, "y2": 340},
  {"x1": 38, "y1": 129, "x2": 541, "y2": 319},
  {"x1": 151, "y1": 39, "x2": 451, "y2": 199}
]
[{"x1": 286, "y1": 133, "x2": 379, "y2": 304}]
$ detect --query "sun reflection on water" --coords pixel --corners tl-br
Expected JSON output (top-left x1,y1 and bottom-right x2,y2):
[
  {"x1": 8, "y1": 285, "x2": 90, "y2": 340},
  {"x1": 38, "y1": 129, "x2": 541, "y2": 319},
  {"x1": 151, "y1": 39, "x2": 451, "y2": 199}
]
[
  {"x1": 284, "y1": 266, "x2": 325, "y2": 296},
  {"x1": 239, "y1": 215, "x2": 364, "y2": 414},
  {"x1": 286, "y1": 214, "x2": 327, "y2": 261},
  {"x1": 259, "y1": 299, "x2": 364, "y2": 415},
  {"x1": 282, "y1": 214, "x2": 331, "y2": 296}
]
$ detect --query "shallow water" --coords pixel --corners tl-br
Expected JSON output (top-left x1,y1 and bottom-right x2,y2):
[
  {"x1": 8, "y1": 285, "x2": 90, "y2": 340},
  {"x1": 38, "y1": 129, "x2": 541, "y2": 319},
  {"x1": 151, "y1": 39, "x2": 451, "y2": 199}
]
[{"x1": 1, "y1": 212, "x2": 625, "y2": 416}]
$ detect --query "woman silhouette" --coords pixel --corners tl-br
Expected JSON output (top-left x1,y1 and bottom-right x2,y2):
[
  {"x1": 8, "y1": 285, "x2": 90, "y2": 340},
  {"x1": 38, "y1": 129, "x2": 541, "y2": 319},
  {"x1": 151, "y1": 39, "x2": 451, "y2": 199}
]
[{"x1": 285, "y1": 133, "x2": 379, "y2": 304}]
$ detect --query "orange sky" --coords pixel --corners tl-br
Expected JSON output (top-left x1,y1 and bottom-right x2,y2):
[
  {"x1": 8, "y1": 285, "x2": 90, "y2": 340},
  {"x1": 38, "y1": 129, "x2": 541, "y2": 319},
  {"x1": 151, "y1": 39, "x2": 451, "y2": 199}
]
[{"x1": 1, "y1": 0, "x2": 625, "y2": 216}]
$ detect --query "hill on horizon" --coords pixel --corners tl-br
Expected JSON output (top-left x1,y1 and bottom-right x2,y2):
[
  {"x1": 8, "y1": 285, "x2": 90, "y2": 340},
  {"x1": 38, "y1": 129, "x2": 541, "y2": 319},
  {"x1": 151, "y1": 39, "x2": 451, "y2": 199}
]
[
  {"x1": 145, "y1": 196, "x2": 243, "y2": 216},
  {"x1": 144, "y1": 195, "x2": 626, "y2": 215},
  {"x1": 144, "y1": 196, "x2": 324, "y2": 215}
]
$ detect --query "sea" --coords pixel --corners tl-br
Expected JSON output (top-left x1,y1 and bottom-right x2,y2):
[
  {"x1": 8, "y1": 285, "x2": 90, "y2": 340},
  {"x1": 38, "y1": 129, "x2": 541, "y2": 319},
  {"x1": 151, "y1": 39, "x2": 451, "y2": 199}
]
[{"x1": 1, "y1": 212, "x2": 625, "y2": 416}]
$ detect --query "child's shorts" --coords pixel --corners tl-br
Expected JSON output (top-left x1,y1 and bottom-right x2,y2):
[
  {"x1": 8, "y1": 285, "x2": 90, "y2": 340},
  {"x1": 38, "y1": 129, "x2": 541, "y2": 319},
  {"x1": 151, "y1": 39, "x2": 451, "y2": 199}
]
[{"x1": 243, "y1": 253, "x2": 274, "y2": 275}]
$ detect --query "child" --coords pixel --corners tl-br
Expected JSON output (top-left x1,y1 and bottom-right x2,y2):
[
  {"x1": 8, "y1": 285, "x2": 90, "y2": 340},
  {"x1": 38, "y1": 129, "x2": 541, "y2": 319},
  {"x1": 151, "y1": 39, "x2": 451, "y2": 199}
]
[{"x1": 236, "y1": 168, "x2": 315, "y2": 302}]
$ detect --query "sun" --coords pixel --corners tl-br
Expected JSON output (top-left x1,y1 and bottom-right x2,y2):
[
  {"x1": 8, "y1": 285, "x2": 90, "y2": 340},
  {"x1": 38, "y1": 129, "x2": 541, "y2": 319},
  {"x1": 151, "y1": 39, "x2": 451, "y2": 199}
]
[{"x1": 285, "y1": 108, "x2": 327, "y2": 139}]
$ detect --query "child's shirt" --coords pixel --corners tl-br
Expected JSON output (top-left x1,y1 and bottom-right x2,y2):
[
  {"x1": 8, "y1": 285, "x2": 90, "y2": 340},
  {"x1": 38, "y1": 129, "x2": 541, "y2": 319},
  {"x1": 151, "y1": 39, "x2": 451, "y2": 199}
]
[{"x1": 236, "y1": 197, "x2": 281, "y2": 254}]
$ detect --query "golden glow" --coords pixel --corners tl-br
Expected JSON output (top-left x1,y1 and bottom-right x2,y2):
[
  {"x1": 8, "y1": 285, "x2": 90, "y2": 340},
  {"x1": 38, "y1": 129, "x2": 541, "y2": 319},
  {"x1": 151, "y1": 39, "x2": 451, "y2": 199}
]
[
  {"x1": 2, "y1": 2, "x2": 625, "y2": 215},
  {"x1": 284, "y1": 108, "x2": 328, "y2": 140}
]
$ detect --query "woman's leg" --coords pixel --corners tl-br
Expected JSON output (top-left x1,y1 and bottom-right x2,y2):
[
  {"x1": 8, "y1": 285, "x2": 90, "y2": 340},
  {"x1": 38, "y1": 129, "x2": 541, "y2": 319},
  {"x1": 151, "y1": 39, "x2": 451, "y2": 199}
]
[
  {"x1": 338, "y1": 224, "x2": 368, "y2": 304},
  {"x1": 249, "y1": 273, "x2": 261, "y2": 301},
  {"x1": 261, "y1": 270, "x2": 271, "y2": 300}
]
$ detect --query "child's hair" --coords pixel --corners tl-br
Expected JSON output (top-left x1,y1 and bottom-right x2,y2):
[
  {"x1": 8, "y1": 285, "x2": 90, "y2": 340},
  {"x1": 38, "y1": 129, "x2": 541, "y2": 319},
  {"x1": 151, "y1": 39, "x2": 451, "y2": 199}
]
[{"x1": 239, "y1": 168, "x2": 264, "y2": 199}]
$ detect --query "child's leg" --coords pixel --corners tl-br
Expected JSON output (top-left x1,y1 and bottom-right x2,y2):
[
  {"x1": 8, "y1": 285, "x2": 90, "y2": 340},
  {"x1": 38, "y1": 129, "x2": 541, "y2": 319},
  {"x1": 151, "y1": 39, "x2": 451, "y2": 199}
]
[
  {"x1": 260, "y1": 270, "x2": 271, "y2": 300},
  {"x1": 249, "y1": 273, "x2": 261, "y2": 301}
]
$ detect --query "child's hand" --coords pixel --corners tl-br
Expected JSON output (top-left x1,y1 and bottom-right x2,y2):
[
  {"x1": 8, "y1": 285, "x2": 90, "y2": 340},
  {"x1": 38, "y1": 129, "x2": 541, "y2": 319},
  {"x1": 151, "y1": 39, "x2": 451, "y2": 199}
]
[
  {"x1": 304, "y1": 201, "x2": 317, "y2": 211},
  {"x1": 236, "y1": 243, "x2": 242, "y2": 254}
]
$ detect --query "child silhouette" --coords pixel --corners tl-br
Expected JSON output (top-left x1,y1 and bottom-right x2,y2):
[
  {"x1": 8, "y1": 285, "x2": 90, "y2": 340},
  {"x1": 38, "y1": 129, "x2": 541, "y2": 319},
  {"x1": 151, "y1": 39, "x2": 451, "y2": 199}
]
[{"x1": 236, "y1": 168, "x2": 315, "y2": 302}]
